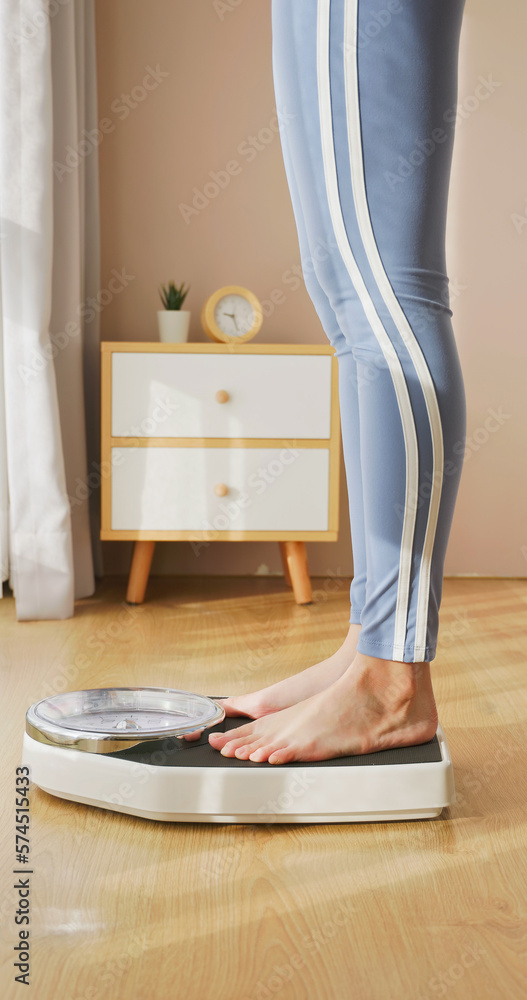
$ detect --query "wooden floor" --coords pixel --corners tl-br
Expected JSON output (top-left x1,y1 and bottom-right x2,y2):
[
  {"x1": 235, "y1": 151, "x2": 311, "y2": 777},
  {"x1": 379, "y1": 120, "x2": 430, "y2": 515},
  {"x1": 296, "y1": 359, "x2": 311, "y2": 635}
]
[{"x1": 1, "y1": 575, "x2": 526, "y2": 1000}]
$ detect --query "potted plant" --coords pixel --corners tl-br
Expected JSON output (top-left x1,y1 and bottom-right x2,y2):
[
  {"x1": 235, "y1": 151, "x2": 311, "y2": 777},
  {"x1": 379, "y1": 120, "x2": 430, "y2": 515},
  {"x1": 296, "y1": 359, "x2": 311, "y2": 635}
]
[{"x1": 157, "y1": 280, "x2": 191, "y2": 342}]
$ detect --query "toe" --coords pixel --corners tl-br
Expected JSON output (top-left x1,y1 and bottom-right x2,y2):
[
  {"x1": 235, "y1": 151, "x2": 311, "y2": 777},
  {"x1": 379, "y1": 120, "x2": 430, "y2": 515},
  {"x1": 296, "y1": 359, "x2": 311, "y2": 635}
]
[
  {"x1": 234, "y1": 739, "x2": 265, "y2": 759},
  {"x1": 219, "y1": 736, "x2": 256, "y2": 757},
  {"x1": 178, "y1": 729, "x2": 203, "y2": 742},
  {"x1": 248, "y1": 745, "x2": 276, "y2": 763},
  {"x1": 247, "y1": 742, "x2": 295, "y2": 764},
  {"x1": 208, "y1": 731, "x2": 231, "y2": 748},
  {"x1": 209, "y1": 721, "x2": 257, "y2": 748},
  {"x1": 268, "y1": 746, "x2": 297, "y2": 765}
]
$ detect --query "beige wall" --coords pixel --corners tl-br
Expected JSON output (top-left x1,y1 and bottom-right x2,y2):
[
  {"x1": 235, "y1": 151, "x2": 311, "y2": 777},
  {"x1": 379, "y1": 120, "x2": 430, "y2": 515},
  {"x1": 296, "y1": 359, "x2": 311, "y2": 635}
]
[{"x1": 95, "y1": 0, "x2": 526, "y2": 579}]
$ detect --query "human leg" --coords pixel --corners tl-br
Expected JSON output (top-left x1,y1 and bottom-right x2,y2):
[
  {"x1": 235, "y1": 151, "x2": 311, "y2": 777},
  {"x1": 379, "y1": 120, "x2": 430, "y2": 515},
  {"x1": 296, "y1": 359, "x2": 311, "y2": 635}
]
[
  {"x1": 211, "y1": 0, "x2": 467, "y2": 761},
  {"x1": 262, "y1": 0, "x2": 467, "y2": 664},
  {"x1": 218, "y1": 12, "x2": 368, "y2": 717}
]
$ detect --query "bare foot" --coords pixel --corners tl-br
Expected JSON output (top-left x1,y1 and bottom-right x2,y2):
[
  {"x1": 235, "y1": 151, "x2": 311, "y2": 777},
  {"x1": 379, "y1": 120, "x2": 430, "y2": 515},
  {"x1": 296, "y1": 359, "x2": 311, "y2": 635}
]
[
  {"x1": 207, "y1": 653, "x2": 438, "y2": 764},
  {"x1": 216, "y1": 622, "x2": 362, "y2": 720}
]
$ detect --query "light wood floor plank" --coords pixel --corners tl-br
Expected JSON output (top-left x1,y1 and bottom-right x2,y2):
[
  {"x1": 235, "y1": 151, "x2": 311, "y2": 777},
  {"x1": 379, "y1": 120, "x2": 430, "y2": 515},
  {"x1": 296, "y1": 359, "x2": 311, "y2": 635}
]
[{"x1": 1, "y1": 576, "x2": 526, "y2": 999}]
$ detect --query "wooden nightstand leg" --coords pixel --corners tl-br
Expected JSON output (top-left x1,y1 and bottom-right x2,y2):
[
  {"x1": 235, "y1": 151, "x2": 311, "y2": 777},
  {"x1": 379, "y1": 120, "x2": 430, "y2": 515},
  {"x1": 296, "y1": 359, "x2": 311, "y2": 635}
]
[
  {"x1": 126, "y1": 541, "x2": 156, "y2": 604},
  {"x1": 279, "y1": 541, "x2": 312, "y2": 605},
  {"x1": 279, "y1": 542, "x2": 293, "y2": 587}
]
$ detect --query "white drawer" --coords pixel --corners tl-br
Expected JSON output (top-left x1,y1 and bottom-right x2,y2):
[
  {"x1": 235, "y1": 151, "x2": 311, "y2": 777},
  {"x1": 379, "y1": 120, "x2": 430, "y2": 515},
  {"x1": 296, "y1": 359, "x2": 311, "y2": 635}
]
[
  {"x1": 111, "y1": 353, "x2": 332, "y2": 439},
  {"x1": 111, "y1": 447, "x2": 329, "y2": 532}
]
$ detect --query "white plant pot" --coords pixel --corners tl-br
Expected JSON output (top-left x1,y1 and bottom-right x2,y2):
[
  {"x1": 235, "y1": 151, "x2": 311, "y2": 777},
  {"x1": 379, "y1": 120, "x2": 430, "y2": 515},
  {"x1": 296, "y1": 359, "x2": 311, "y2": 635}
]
[{"x1": 157, "y1": 310, "x2": 191, "y2": 343}]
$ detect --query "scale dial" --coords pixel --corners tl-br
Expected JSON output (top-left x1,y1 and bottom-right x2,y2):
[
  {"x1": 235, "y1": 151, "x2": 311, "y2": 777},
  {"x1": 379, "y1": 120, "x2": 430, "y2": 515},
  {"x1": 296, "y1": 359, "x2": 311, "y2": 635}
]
[{"x1": 25, "y1": 687, "x2": 225, "y2": 754}]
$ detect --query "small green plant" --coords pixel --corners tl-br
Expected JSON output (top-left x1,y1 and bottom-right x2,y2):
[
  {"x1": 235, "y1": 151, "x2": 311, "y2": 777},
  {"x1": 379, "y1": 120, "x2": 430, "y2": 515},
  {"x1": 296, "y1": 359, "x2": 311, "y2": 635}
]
[{"x1": 159, "y1": 280, "x2": 190, "y2": 310}]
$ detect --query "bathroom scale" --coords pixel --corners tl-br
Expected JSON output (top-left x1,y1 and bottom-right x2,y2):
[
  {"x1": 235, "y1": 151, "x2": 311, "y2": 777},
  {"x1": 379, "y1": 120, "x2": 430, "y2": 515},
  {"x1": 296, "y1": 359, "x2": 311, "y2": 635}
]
[{"x1": 22, "y1": 687, "x2": 455, "y2": 824}]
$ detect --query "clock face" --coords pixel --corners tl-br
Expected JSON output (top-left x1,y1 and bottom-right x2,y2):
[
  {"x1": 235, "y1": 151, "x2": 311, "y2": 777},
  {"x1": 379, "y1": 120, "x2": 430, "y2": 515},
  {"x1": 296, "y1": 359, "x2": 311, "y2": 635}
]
[{"x1": 214, "y1": 294, "x2": 255, "y2": 339}]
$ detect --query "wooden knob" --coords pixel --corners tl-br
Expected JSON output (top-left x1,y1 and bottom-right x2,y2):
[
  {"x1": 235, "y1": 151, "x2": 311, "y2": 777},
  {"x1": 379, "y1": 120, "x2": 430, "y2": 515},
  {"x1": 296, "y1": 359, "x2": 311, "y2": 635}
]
[
  {"x1": 215, "y1": 389, "x2": 230, "y2": 404},
  {"x1": 214, "y1": 483, "x2": 228, "y2": 497}
]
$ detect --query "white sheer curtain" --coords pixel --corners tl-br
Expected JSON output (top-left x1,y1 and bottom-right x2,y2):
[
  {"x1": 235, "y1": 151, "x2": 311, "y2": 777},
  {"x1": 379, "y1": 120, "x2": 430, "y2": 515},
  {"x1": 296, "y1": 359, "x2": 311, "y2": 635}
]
[{"x1": 0, "y1": 0, "x2": 100, "y2": 619}]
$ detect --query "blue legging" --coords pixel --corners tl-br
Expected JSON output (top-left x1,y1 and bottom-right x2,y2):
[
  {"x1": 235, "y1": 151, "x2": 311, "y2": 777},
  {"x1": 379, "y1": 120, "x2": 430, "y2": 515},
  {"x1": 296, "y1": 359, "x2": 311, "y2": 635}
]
[{"x1": 271, "y1": 0, "x2": 467, "y2": 663}]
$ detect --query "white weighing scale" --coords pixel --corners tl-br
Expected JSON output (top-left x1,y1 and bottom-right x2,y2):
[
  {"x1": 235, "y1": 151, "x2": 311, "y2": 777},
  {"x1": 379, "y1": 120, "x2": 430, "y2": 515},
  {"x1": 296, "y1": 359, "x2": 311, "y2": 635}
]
[{"x1": 22, "y1": 687, "x2": 455, "y2": 824}]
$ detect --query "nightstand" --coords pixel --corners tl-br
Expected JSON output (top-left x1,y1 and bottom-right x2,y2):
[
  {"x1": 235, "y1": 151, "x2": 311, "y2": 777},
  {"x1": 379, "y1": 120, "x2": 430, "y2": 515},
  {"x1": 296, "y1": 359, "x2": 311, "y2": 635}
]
[{"x1": 100, "y1": 343, "x2": 340, "y2": 604}]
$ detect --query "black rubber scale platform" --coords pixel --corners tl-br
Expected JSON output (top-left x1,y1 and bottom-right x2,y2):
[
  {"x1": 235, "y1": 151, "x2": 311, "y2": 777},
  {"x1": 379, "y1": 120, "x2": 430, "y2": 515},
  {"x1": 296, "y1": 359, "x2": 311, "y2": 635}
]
[{"x1": 108, "y1": 701, "x2": 442, "y2": 769}]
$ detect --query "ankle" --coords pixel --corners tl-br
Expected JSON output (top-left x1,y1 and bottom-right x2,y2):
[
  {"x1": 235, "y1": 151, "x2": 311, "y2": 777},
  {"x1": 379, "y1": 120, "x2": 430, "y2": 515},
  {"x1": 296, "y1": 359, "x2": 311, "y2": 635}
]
[
  {"x1": 352, "y1": 654, "x2": 429, "y2": 704},
  {"x1": 344, "y1": 622, "x2": 362, "y2": 646},
  {"x1": 354, "y1": 652, "x2": 429, "y2": 674}
]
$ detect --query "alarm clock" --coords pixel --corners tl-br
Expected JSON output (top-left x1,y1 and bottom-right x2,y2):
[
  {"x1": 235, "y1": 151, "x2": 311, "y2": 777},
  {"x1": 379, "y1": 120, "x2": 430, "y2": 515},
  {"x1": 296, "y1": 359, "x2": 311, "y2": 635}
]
[{"x1": 201, "y1": 285, "x2": 263, "y2": 344}]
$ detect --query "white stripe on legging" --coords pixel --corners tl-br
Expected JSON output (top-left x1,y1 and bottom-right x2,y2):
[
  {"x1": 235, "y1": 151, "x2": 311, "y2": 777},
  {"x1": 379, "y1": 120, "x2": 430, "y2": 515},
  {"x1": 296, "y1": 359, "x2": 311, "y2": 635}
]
[
  {"x1": 317, "y1": 0, "x2": 418, "y2": 660},
  {"x1": 343, "y1": 0, "x2": 444, "y2": 660}
]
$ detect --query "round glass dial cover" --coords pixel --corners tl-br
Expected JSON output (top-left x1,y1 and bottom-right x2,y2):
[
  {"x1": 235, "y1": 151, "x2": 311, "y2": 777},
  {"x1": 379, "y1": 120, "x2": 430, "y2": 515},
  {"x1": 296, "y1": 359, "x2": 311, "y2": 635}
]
[
  {"x1": 214, "y1": 294, "x2": 255, "y2": 338},
  {"x1": 26, "y1": 687, "x2": 225, "y2": 753}
]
